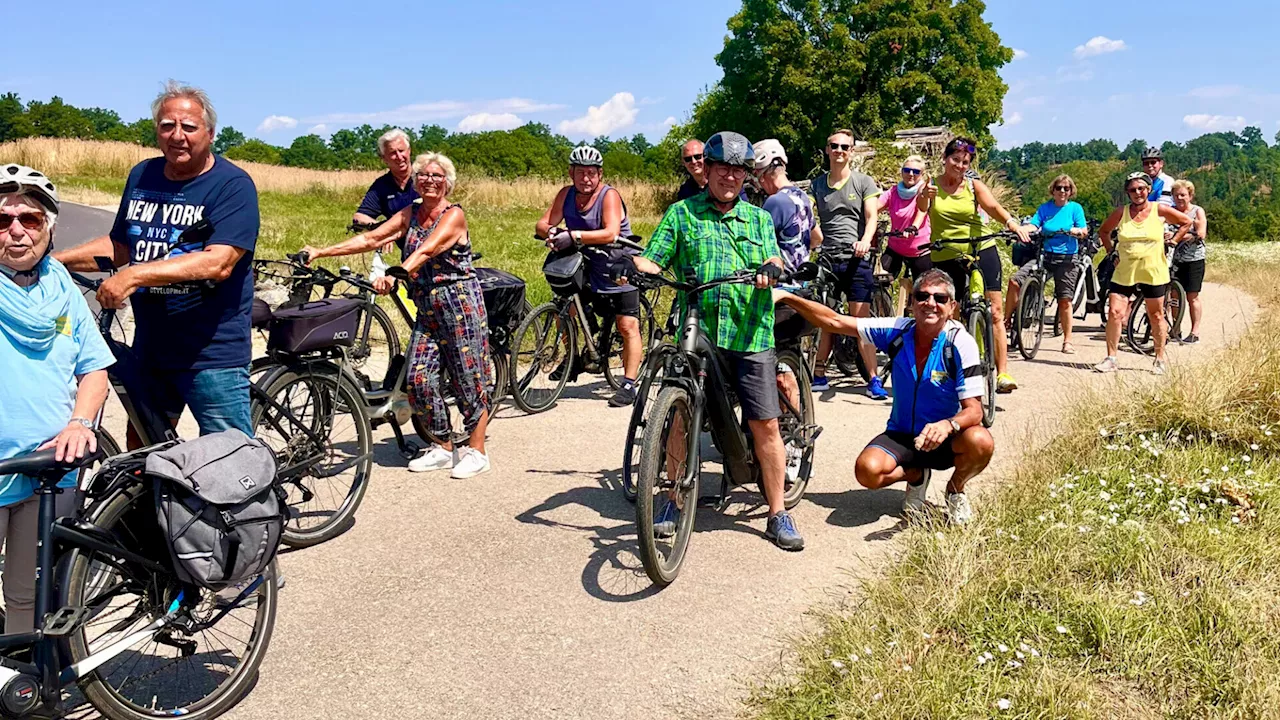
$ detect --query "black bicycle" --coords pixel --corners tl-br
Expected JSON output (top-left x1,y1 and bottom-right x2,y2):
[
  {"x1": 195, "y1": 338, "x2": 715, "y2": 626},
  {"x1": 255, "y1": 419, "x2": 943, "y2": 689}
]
[
  {"x1": 631, "y1": 266, "x2": 822, "y2": 586},
  {"x1": 510, "y1": 238, "x2": 656, "y2": 414},
  {"x1": 1124, "y1": 240, "x2": 1188, "y2": 355},
  {"x1": 621, "y1": 273, "x2": 682, "y2": 502}
]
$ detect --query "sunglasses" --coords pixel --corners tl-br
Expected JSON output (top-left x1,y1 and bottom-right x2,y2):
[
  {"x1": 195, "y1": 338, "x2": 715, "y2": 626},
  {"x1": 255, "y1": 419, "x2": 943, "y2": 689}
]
[
  {"x1": 1053, "y1": 185, "x2": 1071, "y2": 192},
  {"x1": 0, "y1": 212, "x2": 47, "y2": 232},
  {"x1": 1126, "y1": 185, "x2": 1148, "y2": 194},
  {"x1": 1142, "y1": 159, "x2": 1160, "y2": 165},
  {"x1": 829, "y1": 143, "x2": 851, "y2": 151},
  {"x1": 913, "y1": 290, "x2": 951, "y2": 304},
  {"x1": 682, "y1": 153, "x2": 704, "y2": 163},
  {"x1": 956, "y1": 141, "x2": 978, "y2": 155},
  {"x1": 901, "y1": 167, "x2": 922, "y2": 175}
]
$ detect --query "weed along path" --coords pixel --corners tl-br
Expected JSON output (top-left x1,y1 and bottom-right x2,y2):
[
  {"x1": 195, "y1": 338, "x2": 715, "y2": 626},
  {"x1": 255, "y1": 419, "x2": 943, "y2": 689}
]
[{"x1": 67, "y1": 200, "x2": 1258, "y2": 720}]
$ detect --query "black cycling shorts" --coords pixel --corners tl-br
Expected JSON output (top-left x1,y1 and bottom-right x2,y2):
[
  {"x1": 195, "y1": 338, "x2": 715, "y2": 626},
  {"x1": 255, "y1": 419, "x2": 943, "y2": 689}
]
[
  {"x1": 723, "y1": 348, "x2": 781, "y2": 421},
  {"x1": 881, "y1": 249, "x2": 932, "y2": 282},
  {"x1": 934, "y1": 245, "x2": 1003, "y2": 295},
  {"x1": 1174, "y1": 259, "x2": 1205, "y2": 294},
  {"x1": 1109, "y1": 282, "x2": 1167, "y2": 300},
  {"x1": 586, "y1": 287, "x2": 640, "y2": 318},
  {"x1": 866, "y1": 431, "x2": 957, "y2": 471}
]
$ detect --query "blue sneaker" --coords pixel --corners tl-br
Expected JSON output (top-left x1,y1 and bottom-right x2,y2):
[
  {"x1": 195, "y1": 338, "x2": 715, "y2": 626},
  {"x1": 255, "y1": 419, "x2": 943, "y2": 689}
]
[
  {"x1": 866, "y1": 376, "x2": 889, "y2": 400},
  {"x1": 653, "y1": 500, "x2": 680, "y2": 539},
  {"x1": 811, "y1": 375, "x2": 830, "y2": 392},
  {"x1": 765, "y1": 511, "x2": 805, "y2": 551}
]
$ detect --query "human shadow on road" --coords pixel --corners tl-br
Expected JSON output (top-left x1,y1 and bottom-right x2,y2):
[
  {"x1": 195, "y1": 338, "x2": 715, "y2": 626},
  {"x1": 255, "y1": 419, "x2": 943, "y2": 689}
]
[{"x1": 804, "y1": 486, "x2": 913, "y2": 541}]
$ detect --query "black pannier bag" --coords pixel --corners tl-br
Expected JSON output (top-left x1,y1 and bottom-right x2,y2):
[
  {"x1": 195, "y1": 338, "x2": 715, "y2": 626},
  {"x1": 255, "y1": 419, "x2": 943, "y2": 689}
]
[
  {"x1": 251, "y1": 297, "x2": 273, "y2": 329},
  {"x1": 542, "y1": 249, "x2": 586, "y2": 297},
  {"x1": 267, "y1": 298, "x2": 362, "y2": 354},
  {"x1": 476, "y1": 267, "x2": 526, "y2": 334}
]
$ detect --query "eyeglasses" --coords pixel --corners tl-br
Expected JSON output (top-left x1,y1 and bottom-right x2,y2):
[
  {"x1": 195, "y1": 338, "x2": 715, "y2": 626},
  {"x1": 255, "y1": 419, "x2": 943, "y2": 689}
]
[
  {"x1": 711, "y1": 163, "x2": 748, "y2": 178},
  {"x1": 1126, "y1": 185, "x2": 1148, "y2": 194},
  {"x1": 0, "y1": 212, "x2": 47, "y2": 232},
  {"x1": 415, "y1": 172, "x2": 447, "y2": 182},
  {"x1": 1053, "y1": 185, "x2": 1072, "y2": 192},
  {"x1": 828, "y1": 143, "x2": 851, "y2": 151},
  {"x1": 682, "y1": 153, "x2": 704, "y2": 163},
  {"x1": 913, "y1": 290, "x2": 951, "y2": 304},
  {"x1": 901, "y1": 167, "x2": 922, "y2": 175}
]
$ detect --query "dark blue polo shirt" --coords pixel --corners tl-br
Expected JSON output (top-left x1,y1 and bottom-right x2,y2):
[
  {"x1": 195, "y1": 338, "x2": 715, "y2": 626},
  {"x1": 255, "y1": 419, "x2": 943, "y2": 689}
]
[{"x1": 356, "y1": 172, "x2": 418, "y2": 253}]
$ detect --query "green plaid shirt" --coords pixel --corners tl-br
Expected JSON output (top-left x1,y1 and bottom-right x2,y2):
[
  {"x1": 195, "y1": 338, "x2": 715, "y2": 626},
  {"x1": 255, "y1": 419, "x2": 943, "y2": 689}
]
[{"x1": 642, "y1": 193, "x2": 781, "y2": 353}]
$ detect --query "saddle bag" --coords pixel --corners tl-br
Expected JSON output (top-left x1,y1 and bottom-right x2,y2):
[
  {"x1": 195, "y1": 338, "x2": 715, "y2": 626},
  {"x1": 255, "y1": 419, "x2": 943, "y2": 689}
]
[
  {"x1": 477, "y1": 267, "x2": 527, "y2": 337},
  {"x1": 267, "y1": 298, "x2": 362, "y2": 354},
  {"x1": 146, "y1": 430, "x2": 284, "y2": 590},
  {"x1": 542, "y1": 250, "x2": 587, "y2": 297}
]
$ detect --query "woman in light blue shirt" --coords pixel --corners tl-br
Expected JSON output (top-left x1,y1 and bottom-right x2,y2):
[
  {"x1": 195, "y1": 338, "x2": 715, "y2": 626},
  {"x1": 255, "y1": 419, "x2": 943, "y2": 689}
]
[
  {"x1": 1007, "y1": 174, "x2": 1089, "y2": 354},
  {"x1": 0, "y1": 165, "x2": 114, "y2": 633}
]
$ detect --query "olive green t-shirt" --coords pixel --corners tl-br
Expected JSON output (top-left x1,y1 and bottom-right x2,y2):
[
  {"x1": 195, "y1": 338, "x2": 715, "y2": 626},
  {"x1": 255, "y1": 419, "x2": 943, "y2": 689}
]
[{"x1": 811, "y1": 171, "x2": 881, "y2": 248}]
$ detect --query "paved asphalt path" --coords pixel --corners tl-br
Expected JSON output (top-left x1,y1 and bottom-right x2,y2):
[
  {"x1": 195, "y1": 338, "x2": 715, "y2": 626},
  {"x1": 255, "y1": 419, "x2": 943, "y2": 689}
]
[{"x1": 61, "y1": 204, "x2": 1259, "y2": 719}]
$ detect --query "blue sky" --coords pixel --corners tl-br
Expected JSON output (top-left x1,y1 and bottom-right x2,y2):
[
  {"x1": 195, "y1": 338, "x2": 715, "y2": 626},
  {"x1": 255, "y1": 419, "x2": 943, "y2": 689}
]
[{"x1": 10, "y1": 0, "x2": 1277, "y2": 150}]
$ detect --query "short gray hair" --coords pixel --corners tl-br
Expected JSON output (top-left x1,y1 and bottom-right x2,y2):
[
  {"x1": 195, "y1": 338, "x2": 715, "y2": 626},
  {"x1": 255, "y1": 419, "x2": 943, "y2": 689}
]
[
  {"x1": 378, "y1": 128, "x2": 411, "y2": 156},
  {"x1": 412, "y1": 152, "x2": 457, "y2": 194},
  {"x1": 151, "y1": 79, "x2": 217, "y2": 132},
  {"x1": 913, "y1": 269, "x2": 956, "y2": 301}
]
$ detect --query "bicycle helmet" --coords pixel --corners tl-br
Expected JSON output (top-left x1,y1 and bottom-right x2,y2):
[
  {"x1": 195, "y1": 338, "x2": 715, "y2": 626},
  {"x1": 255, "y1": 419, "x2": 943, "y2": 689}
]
[
  {"x1": 753, "y1": 138, "x2": 787, "y2": 170},
  {"x1": 1125, "y1": 171, "x2": 1151, "y2": 187},
  {"x1": 0, "y1": 164, "x2": 59, "y2": 215},
  {"x1": 568, "y1": 146, "x2": 604, "y2": 168},
  {"x1": 1141, "y1": 146, "x2": 1163, "y2": 161},
  {"x1": 704, "y1": 131, "x2": 755, "y2": 168}
]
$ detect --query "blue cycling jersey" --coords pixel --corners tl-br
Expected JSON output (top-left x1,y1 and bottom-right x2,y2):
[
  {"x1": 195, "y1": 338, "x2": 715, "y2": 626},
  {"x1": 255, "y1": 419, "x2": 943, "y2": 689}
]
[{"x1": 859, "y1": 318, "x2": 984, "y2": 435}]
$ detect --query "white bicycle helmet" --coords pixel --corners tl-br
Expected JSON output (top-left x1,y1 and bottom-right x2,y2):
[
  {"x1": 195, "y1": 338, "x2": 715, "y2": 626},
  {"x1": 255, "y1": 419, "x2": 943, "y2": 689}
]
[
  {"x1": 0, "y1": 164, "x2": 59, "y2": 215},
  {"x1": 753, "y1": 139, "x2": 788, "y2": 170},
  {"x1": 569, "y1": 145, "x2": 604, "y2": 168}
]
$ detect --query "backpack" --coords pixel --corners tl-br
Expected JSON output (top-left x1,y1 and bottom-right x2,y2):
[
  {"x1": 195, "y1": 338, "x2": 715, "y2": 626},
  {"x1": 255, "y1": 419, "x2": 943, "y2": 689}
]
[
  {"x1": 880, "y1": 322, "x2": 963, "y2": 384},
  {"x1": 146, "y1": 429, "x2": 285, "y2": 590}
]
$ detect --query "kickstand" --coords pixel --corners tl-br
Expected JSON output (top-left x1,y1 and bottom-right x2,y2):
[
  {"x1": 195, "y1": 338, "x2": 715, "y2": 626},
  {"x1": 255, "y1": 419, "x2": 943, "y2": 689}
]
[
  {"x1": 386, "y1": 413, "x2": 421, "y2": 459},
  {"x1": 699, "y1": 473, "x2": 732, "y2": 510}
]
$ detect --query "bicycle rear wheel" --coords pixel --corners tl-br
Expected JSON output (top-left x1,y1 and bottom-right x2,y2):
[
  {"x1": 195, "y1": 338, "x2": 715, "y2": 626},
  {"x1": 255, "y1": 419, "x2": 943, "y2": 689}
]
[
  {"x1": 251, "y1": 366, "x2": 372, "y2": 547},
  {"x1": 1126, "y1": 295, "x2": 1155, "y2": 355},
  {"x1": 510, "y1": 302, "x2": 574, "y2": 414},
  {"x1": 1016, "y1": 278, "x2": 1045, "y2": 360},
  {"x1": 67, "y1": 482, "x2": 277, "y2": 720},
  {"x1": 776, "y1": 349, "x2": 816, "y2": 509},
  {"x1": 1165, "y1": 281, "x2": 1187, "y2": 341},
  {"x1": 636, "y1": 386, "x2": 699, "y2": 587},
  {"x1": 623, "y1": 343, "x2": 677, "y2": 502},
  {"x1": 350, "y1": 302, "x2": 401, "y2": 391},
  {"x1": 967, "y1": 309, "x2": 997, "y2": 428},
  {"x1": 603, "y1": 294, "x2": 655, "y2": 391}
]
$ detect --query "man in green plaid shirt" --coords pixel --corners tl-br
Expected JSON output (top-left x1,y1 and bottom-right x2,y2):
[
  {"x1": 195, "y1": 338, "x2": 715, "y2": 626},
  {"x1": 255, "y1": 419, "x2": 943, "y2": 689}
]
[{"x1": 617, "y1": 131, "x2": 804, "y2": 552}]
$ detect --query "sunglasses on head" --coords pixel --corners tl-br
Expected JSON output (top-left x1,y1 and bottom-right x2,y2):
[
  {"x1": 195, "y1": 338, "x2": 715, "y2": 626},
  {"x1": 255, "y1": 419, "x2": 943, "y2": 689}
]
[
  {"x1": 913, "y1": 290, "x2": 951, "y2": 304},
  {"x1": 682, "y1": 153, "x2": 704, "y2": 163},
  {"x1": 829, "y1": 143, "x2": 851, "y2": 151},
  {"x1": 1053, "y1": 185, "x2": 1071, "y2": 192},
  {"x1": 0, "y1": 212, "x2": 46, "y2": 232},
  {"x1": 901, "y1": 167, "x2": 922, "y2": 175}
]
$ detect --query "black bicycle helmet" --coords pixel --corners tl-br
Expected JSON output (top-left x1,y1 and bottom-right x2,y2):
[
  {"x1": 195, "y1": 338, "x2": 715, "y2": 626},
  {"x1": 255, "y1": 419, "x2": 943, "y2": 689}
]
[
  {"x1": 1141, "y1": 146, "x2": 1163, "y2": 161},
  {"x1": 703, "y1": 132, "x2": 755, "y2": 168}
]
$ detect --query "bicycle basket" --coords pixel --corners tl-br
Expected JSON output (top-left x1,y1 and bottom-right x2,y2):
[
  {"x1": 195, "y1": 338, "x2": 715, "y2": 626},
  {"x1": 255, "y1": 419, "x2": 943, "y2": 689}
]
[
  {"x1": 542, "y1": 249, "x2": 586, "y2": 297},
  {"x1": 267, "y1": 298, "x2": 362, "y2": 354},
  {"x1": 477, "y1": 267, "x2": 527, "y2": 332}
]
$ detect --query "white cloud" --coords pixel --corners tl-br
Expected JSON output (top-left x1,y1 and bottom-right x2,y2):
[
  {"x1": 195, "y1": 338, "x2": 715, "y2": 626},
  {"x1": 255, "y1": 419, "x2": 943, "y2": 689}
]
[
  {"x1": 1005, "y1": 112, "x2": 1023, "y2": 126},
  {"x1": 558, "y1": 92, "x2": 639, "y2": 136},
  {"x1": 662, "y1": 116, "x2": 677, "y2": 127},
  {"x1": 1074, "y1": 36, "x2": 1126, "y2": 59},
  {"x1": 257, "y1": 115, "x2": 298, "y2": 133},
  {"x1": 1012, "y1": 48, "x2": 1029, "y2": 61},
  {"x1": 1183, "y1": 114, "x2": 1248, "y2": 131},
  {"x1": 1187, "y1": 85, "x2": 1244, "y2": 100},
  {"x1": 1056, "y1": 65, "x2": 1094, "y2": 83},
  {"x1": 305, "y1": 98, "x2": 563, "y2": 126},
  {"x1": 457, "y1": 112, "x2": 524, "y2": 132},
  {"x1": 307, "y1": 124, "x2": 328, "y2": 135}
]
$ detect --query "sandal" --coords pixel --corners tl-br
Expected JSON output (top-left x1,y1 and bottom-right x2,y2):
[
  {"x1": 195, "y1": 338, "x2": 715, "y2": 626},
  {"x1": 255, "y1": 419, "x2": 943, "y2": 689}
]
[{"x1": 1061, "y1": 342, "x2": 1077, "y2": 355}]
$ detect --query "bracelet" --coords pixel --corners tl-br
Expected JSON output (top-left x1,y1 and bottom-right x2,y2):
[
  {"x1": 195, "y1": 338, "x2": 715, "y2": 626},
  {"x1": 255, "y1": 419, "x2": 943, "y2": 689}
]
[{"x1": 69, "y1": 417, "x2": 96, "y2": 430}]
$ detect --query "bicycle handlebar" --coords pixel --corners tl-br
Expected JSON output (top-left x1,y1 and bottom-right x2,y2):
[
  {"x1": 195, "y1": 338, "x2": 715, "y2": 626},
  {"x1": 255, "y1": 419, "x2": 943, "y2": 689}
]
[
  {"x1": 928, "y1": 230, "x2": 1019, "y2": 253},
  {"x1": 632, "y1": 263, "x2": 816, "y2": 296}
]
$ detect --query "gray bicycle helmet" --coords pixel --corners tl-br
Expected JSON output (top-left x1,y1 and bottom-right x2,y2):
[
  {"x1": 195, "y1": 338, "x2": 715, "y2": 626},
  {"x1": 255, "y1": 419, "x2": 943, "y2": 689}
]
[
  {"x1": 1141, "y1": 146, "x2": 1163, "y2": 160},
  {"x1": 0, "y1": 164, "x2": 59, "y2": 215},
  {"x1": 1124, "y1": 171, "x2": 1151, "y2": 187},
  {"x1": 704, "y1": 132, "x2": 755, "y2": 168},
  {"x1": 568, "y1": 145, "x2": 604, "y2": 167}
]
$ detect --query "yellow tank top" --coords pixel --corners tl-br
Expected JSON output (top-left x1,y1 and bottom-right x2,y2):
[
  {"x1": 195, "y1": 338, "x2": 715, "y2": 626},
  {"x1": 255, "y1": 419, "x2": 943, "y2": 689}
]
[
  {"x1": 929, "y1": 179, "x2": 991, "y2": 262},
  {"x1": 1112, "y1": 203, "x2": 1169, "y2": 287}
]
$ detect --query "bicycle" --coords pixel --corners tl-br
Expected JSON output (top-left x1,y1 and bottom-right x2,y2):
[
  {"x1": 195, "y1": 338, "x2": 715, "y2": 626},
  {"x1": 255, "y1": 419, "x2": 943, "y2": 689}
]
[
  {"x1": 1124, "y1": 244, "x2": 1188, "y2": 355},
  {"x1": 930, "y1": 232, "x2": 1012, "y2": 428},
  {"x1": 631, "y1": 266, "x2": 822, "y2": 586},
  {"x1": 809, "y1": 245, "x2": 873, "y2": 381},
  {"x1": 510, "y1": 237, "x2": 656, "y2": 414},
  {"x1": 1008, "y1": 230, "x2": 1083, "y2": 361},
  {"x1": 621, "y1": 273, "x2": 682, "y2": 502},
  {"x1": 1055, "y1": 227, "x2": 1108, "y2": 336}
]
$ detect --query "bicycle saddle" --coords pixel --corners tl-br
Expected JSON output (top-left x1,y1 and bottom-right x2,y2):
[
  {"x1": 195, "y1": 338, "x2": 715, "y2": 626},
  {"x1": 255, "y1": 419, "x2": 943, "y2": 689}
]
[{"x1": 0, "y1": 447, "x2": 104, "y2": 478}]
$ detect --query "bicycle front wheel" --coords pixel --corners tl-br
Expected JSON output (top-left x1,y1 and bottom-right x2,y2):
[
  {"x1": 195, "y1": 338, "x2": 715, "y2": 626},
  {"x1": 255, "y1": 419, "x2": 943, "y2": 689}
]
[
  {"x1": 252, "y1": 367, "x2": 373, "y2": 547},
  {"x1": 511, "y1": 302, "x2": 575, "y2": 414},
  {"x1": 776, "y1": 349, "x2": 816, "y2": 509},
  {"x1": 1016, "y1": 278, "x2": 1045, "y2": 361},
  {"x1": 967, "y1": 309, "x2": 997, "y2": 428},
  {"x1": 604, "y1": 294, "x2": 654, "y2": 391},
  {"x1": 623, "y1": 343, "x2": 677, "y2": 503},
  {"x1": 350, "y1": 302, "x2": 401, "y2": 391},
  {"x1": 636, "y1": 386, "x2": 700, "y2": 587},
  {"x1": 1165, "y1": 281, "x2": 1187, "y2": 341},
  {"x1": 1126, "y1": 295, "x2": 1154, "y2": 355},
  {"x1": 67, "y1": 482, "x2": 278, "y2": 720}
]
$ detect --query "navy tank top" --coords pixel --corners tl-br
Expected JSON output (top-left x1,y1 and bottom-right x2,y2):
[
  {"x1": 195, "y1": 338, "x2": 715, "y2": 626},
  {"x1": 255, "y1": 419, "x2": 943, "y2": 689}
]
[{"x1": 562, "y1": 185, "x2": 635, "y2": 294}]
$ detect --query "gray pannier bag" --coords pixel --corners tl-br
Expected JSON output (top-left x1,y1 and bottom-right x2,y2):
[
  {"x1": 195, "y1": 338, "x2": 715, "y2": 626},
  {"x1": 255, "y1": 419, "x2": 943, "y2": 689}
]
[{"x1": 146, "y1": 429, "x2": 285, "y2": 590}]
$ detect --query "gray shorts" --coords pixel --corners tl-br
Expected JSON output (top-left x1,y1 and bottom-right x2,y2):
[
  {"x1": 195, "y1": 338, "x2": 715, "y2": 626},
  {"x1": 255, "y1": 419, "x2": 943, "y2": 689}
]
[
  {"x1": 1010, "y1": 254, "x2": 1081, "y2": 300},
  {"x1": 723, "y1": 348, "x2": 781, "y2": 421}
]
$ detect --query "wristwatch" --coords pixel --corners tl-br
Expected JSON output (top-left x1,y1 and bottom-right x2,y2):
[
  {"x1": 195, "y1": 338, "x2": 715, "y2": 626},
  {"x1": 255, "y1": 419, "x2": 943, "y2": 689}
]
[
  {"x1": 948, "y1": 419, "x2": 961, "y2": 435},
  {"x1": 572, "y1": 230, "x2": 583, "y2": 246},
  {"x1": 69, "y1": 417, "x2": 96, "y2": 430}
]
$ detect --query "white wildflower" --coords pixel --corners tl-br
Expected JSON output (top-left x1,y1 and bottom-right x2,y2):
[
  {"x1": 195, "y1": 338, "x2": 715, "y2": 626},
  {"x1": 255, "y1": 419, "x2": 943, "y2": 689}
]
[
  {"x1": 997, "y1": 698, "x2": 1012, "y2": 711},
  {"x1": 1251, "y1": 443, "x2": 1260, "y2": 451},
  {"x1": 977, "y1": 654, "x2": 988, "y2": 665},
  {"x1": 998, "y1": 644, "x2": 1010, "y2": 653},
  {"x1": 872, "y1": 692, "x2": 883, "y2": 701},
  {"x1": 902, "y1": 664, "x2": 912, "y2": 672},
  {"x1": 831, "y1": 659, "x2": 845, "y2": 670},
  {"x1": 1056, "y1": 625, "x2": 1069, "y2": 634}
]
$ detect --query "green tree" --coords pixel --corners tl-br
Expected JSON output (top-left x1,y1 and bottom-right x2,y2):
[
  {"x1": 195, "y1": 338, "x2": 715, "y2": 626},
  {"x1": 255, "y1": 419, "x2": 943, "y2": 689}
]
[
  {"x1": 25, "y1": 97, "x2": 94, "y2": 138},
  {"x1": 225, "y1": 139, "x2": 283, "y2": 165},
  {"x1": 417, "y1": 124, "x2": 450, "y2": 150},
  {"x1": 281, "y1": 134, "x2": 337, "y2": 169},
  {"x1": 1120, "y1": 138, "x2": 1148, "y2": 162},
  {"x1": 0, "y1": 93, "x2": 31, "y2": 142},
  {"x1": 80, "y1": 107, "x2": 124, "y2": 137},
  {"x1": 213, "y1": 126, "x2": 247, "y2": 155},
  {"x1": 683, "y1": 0, "x2": 1013, "y2": 176}
]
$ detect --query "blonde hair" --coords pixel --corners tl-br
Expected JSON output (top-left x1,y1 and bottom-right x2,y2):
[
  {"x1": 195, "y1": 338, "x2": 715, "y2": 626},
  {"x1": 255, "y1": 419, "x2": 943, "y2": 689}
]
[
  {"x1": 1171, "y1": 179, "x2": 1196, "y2": 199},
  {"x1": 902, "y1": 154, "x2": 926, "y2": 169},
  {"x1": 1048, "y1": 174, "x2": 1077, "y2": 199},
  {"x1": 412, "y1": 152, "x2": 457, "y2": 194}
]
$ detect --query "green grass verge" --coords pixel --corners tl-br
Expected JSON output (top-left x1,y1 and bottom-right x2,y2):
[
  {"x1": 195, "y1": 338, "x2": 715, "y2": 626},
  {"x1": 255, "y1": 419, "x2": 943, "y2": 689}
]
[{"x1": 749, "y1": 265, "x2": 1280, "y2": 718}]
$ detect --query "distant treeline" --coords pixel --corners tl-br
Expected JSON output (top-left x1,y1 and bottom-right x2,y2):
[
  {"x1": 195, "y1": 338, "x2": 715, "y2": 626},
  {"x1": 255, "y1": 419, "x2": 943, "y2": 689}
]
[
  {"x1": 0, "y1": 93, "x2": 680, "y2": 181},
  {"x1": 988, "y1": 128, "x2": 1280, "y2": 242}
]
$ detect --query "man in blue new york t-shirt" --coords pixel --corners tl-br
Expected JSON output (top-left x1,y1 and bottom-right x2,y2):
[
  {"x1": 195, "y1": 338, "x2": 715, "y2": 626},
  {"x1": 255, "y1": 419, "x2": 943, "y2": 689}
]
[{"x1": 56, "y1": 82, "x2": 259, "y2": 443}]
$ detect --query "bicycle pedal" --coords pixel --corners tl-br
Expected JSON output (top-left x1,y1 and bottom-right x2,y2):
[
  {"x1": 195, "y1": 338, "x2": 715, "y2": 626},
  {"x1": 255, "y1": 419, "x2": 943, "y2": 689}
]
[{"x1": 41, "y1": 606, "x2": 89, "y2": 638}]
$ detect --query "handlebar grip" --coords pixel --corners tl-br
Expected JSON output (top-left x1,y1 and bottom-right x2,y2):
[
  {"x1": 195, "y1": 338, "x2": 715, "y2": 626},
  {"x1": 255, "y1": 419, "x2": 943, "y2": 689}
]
[
  {"x1": 386, "y1": 267, "x2": 411, "y2": 282},
  {"x1": 287, "y1": 250, "x2": 311, "y2": 265}
]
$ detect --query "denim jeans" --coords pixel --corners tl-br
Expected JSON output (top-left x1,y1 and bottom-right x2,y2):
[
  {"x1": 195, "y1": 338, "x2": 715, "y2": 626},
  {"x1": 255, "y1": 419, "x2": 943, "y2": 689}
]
[{"x1": 146, "y1": 365, "x2": 252, "y2": 436}]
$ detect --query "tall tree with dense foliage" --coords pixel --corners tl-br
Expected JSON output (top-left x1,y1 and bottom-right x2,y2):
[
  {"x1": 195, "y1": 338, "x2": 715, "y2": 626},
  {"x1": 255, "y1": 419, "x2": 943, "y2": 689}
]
[{"x1": 682, "y1": 0, "x2": 1012, "y2": 176}]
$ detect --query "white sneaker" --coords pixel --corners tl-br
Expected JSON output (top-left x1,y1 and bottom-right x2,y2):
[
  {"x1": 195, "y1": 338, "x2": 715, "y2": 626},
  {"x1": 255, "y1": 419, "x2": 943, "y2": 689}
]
[
  {"x1": 902, "y1": 469, "x2": 931, "y2": 517},
  {"x1": 450, "y1": 447, "x2": 491, "y2": 479},
  {"x1": 408, "y1": 445, "x2": 453, "y2": 473},
  {"x1": 1093, "y1": 357, "x2": 1118, "y2": 374},
  {"x1": 946, "y1": 492, "x2": 973, "y2": 526},
  {"x1": 1152, "y1": 360, "x2": 1168, "y2": 376},
  {"x1": 785, "y1": 446, "x2": 803, "y2": 485}
]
